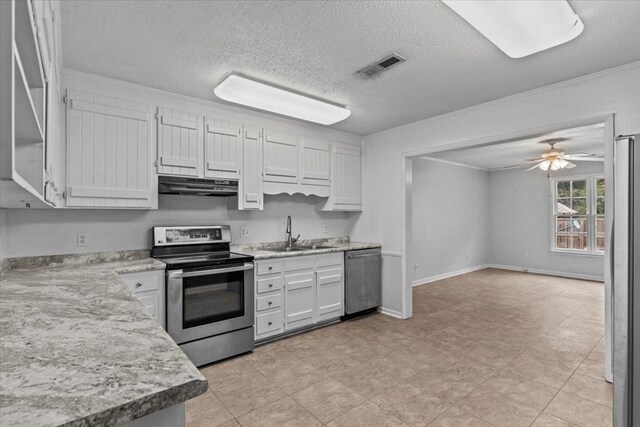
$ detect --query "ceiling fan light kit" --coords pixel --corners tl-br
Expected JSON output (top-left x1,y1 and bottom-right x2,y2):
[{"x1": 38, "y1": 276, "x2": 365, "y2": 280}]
[
  {"x1": 214, "y1": 74, "x2": 351, "y2": 125},
  {"x1": 441, "y1": 0, "x2": 584, "y2": 58}
]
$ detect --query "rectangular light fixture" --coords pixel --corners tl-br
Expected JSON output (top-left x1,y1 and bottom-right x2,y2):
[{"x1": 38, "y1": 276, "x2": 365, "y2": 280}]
[
  {"x1": 441, "y1": 0, "x2": 584, "y2": 58},
  {"x1": 214, "y1": 74, "x2": 351, "y2": 125}
]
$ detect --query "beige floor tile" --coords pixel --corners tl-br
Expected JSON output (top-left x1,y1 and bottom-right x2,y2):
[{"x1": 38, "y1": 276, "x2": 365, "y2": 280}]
[
  {"x1": 427, "y1": 405, "x2": 492, "y2": 427},
  {"x1": 561, "y1": 373, "x2": 613, "y2": 408},
  {"x1": 503, "y1": 355, "x2": 575, "y2": 388},
  {"x1": 464, "y1": 340, "x2": 521, "y2": 369},
  {"x1": 531, "y1": 413, "x2": 577, "y2": 426},
  {"x1": 545, "y1": 391, "x2": 612, "y2": 427},
  {"x1": 215, "y1": 373, "x2": 287, "y2": 418},
  {"x1": 481, "y1": 370, "x2": 559, "y2": 409},
  {"x1": 326, "y1": 401, "x2": 408, "y2": 427},
  {"x1": 253, "y1": 356, "x2": 325, "y2": 395},
  {"x1": 236, "y1": 396, "x2": 321, "y2": 427},
  {"x1": 370, "y1": 383, "x2": 452, "y2": 426},
  {"x1": 457, "y1": 388, "x2": 541, "y2": 427},
  {"x1": 291, "y1": 378, "x2": 366, "y2": 424},
  {"x1": 409, "y1": 368, "x2": 479, "y2": 403},
  {"x1": 186, "y1": 390, "x2": 235, "y2": 427}
]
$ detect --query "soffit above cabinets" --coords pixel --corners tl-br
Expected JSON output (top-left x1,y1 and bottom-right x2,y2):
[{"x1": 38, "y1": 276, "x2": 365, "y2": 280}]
[{"x1": 60, "y1": 1, "x2": 640, "y2": 136}]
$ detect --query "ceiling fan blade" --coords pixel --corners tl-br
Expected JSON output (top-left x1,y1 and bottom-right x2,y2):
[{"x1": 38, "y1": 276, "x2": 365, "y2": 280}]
[
  {"x1": 564, "y1": 154, "x2": 603, "y2": 160},
  {"x1": 526, "y1": 163, "x2": 540, "y2": 172},
  {"x1": 565, "y1": 157, "x2": 604, "y2": 162},
  {"x1": 565, "y1": 161, "x2": 577, "y2": 169}
]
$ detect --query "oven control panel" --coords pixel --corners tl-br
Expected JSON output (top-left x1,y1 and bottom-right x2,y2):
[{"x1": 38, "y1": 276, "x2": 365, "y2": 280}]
[{"x1": 154, "y1": 226, "x2": 231, "y2": 246}]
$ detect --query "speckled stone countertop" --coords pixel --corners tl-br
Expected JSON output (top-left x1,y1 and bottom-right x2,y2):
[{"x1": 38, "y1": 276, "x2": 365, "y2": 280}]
[
  {"x1": 0, "y1": 251, "x2": 208, "y2": 427},
  {"x1": 231, "y1": 236, "x2": 382, "y2": 260}
]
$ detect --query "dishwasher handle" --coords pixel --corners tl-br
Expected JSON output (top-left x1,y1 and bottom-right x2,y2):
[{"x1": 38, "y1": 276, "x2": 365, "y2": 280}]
[{"x1": 346, "y1": 248, "x2": 381, "y2": 259}]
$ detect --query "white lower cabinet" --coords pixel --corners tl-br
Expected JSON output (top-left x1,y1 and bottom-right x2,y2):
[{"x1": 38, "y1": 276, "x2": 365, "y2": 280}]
[
  {"x1": 254, "y1": 253, "x2": 344, "y2": 342},
  {"x1": 118, "y1": 270, "x2": 165, "y2": 328}
]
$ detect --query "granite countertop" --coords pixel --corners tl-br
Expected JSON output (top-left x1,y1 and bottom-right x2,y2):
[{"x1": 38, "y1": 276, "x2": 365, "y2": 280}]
[
  {"x1": 0, "y1": 251, "x2": 207, "y2": 427},
  {"x1": 232, "y1": 237, "x2": 382, "y2": 260}
]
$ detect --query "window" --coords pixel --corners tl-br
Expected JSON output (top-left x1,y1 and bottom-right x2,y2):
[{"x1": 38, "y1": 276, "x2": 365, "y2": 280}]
[{"x1": 552, "y1": 176, "x2": 605, "y2": 254}]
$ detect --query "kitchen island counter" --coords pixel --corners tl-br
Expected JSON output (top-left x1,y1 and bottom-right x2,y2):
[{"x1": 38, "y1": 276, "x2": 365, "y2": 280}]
[{"x1": 0, "y1": 253, "x2": 207, "y2": 427}]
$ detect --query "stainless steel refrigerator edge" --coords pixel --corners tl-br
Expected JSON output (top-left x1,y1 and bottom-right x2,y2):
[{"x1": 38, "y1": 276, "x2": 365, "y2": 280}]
[{"x1": 613, "y1": 134, "x2": 639, "y2": 426}]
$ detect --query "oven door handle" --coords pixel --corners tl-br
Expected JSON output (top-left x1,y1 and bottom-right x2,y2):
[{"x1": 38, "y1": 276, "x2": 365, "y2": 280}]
[{"x1": 168, "y1": 262, "x2": 254, "y2": 278}]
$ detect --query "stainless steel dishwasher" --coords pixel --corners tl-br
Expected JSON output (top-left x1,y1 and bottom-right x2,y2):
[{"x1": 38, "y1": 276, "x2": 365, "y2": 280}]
[{"x1": 344, "y1": 248, "x2": 382, "y2": 316}]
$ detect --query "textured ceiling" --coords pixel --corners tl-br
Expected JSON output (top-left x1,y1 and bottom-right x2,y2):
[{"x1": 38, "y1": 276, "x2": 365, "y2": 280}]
[
  {"x1": 426, "y1": 124, "x2": 605, "y2": 171},
  {"x1": 60, "y1": 1, "x2": 640, "y2": 135}
]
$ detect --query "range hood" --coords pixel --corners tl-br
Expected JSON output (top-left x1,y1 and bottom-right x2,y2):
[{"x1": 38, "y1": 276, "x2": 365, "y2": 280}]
[{"x1": 158, "y1": 176, "x2": 238, "y2": 197}]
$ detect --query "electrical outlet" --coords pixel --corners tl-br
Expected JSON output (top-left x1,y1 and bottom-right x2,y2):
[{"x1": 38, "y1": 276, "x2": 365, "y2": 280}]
[
  {"x1": 240, "y1": 227, "x2": 250, "y2": 238},
  {"x1": 414, "y1": 264, "x2": 418, "y2": 271},
  {"x1": 323, "y1": 225, "x2": 329, "y2": 234},
  {"x1": 524, "y1": 254, "x2": 529, "y2": 260},
  {"x1": 77, "y1": 233, "x2": 88, "y2": 247}
]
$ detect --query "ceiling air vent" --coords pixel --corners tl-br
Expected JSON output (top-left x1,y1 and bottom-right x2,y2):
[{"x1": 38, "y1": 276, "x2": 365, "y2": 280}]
[{"x1": 357, "y1": 53, "x2": 406, "y2": 78}]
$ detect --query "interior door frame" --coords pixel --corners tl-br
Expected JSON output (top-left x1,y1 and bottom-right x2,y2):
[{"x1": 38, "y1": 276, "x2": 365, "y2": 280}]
[{"x1": 400, "y1": 113, "x2": 614, "y2": 380}]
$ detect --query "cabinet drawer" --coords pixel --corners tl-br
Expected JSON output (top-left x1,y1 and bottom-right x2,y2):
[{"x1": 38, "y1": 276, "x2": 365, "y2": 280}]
[
  {"x1": 284, "y1": 255, "x2": 315, "y2": 271},
  {"x1": 257, "y1": 292, "x2": 283, "y2": 312},
  {"x1": 256, "y1": 311, "x2": 283, "y2": 337},
  {"x1": 257, "y1": 276, "x2": 284, "y2": 294},
  {"x1": 316, "y1": 253, "x2": 343, "y2": 267},
  {"x1": 257, "y1": 260, "x2": 284, "y2": 276},
  {"x1": 119, "y1": 271, "x2": 161, "y2": 293}
]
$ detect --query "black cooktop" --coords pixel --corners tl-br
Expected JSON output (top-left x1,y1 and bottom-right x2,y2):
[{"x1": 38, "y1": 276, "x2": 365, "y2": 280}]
[{"x1": 155, "y1": 251, "x2": 253, "y2": 270}]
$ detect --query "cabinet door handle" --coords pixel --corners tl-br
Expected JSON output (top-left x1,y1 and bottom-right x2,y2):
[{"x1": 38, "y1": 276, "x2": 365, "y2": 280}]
[
  {"x1": 268, "y1": 283, "x2": 273, "y2": 288},
  {"x1": 268, "y1": 301, "x2": 273, "y2": 305},
  {"x1": 135, "y1": 282, "x2": 143, "y2": 288},
  {"x1": 268, "y1": 266, "x2": 273, "y2": 271},
  {"x1": 268, "y1": 321, "x2": 273, "y2": 326}
]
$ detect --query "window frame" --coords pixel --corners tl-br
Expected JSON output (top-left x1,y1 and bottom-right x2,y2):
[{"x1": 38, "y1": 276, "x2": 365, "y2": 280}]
[{"x1": 550, "y1": 174, "x2": 605, "y2": 256}]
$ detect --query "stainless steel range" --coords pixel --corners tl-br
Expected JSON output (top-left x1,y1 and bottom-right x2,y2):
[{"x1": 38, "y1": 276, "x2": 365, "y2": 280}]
[{"x1": 152, "y1": 225, "x2": 254, "y2": 367}]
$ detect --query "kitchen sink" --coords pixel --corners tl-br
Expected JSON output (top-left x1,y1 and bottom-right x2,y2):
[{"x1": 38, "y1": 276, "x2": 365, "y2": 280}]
[{"x1": 265, "y1": 244, "x2": 337, "y2": 253}]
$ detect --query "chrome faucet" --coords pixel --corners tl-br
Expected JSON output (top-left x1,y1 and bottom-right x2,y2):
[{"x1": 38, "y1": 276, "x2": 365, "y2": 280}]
[{"x1": 286, "y1": 215, "x2": 300, "y2": 247}]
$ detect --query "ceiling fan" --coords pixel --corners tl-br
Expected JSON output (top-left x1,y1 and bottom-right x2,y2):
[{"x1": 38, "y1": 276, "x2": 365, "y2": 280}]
[{"x1": 525, "y1": 138, "x2": 604, "y2": 172}]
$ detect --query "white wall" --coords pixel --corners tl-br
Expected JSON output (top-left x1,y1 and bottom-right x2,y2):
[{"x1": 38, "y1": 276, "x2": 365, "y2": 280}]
[
  {"x1": 353, "y1": 62, "x2": 640, "y2": 315},
  {"x1": 488, "y1": 162, "x2": 604, "y2": 281},
  {"x1": 411, "y1": 158, "x2": 489, "y2": 284},
  {"x1": 2, "y1": 194, "x2": 357, "y2": 258}
]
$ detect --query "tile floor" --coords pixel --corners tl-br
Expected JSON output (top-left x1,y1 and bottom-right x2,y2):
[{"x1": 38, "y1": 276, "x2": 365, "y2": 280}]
[{"x1": 188, "y1": 268, "x2": 611, "y2": 426}]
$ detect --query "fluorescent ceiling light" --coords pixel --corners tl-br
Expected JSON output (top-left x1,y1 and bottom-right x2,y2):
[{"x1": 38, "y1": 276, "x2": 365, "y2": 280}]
[
  {"x1": 214, "y1": 74, "x2": 351, "y2": 125},
  {"x1": 442, "y1": 0, "x2": 584, "y2": 58}
]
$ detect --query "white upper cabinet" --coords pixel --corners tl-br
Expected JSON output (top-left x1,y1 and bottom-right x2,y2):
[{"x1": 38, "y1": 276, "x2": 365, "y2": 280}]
[
  {"x1": 66, "y1": 89, "x2": 154, "y2": 208},
  {"x1": 237, "y1": 125, "x2": 263, "y2": 210},
  {"x1": 204, "y1": 117, "x2": 241, "y2": 179},
  {"x1": 157, "y1": 107, "x2": 201, "y2": 177},
  {"x1": 263, "y1": 128, "x2": 298, "y2": 186},
  {"x1": 319, "y1": 142, "x2": 362, "y2": 211},
  {"x1": 299, "y1": 136, "x2": 331, "y2": 189}
]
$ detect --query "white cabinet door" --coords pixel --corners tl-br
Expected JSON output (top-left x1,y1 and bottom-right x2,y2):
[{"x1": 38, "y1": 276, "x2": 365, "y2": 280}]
[
  {"x1": 66, "y1": 89, "x2": 153, "y2": 208},
  {"x1": 238, "y1": 125, "x2": 263, "y2": 210},
  {"x1": 157, "y1": 107, "x2": 201, "y2": 177},
  {"x1": 284, "y1": 270, "x2": 315, "y2": 331},
  {"x1": 316, "y1": 267, "x2": 344, "y2": 322},
  {"x1": 331, "y1": 143, "x2": 362, "y2": 209},
  {"x1": 263, "y1": 128, "x2": 298, "y2": 184},
  {"x1": 204, "y1": 117, "x2": 241, "y2": 179},
  {"x1": 299, "y1": 136, "x2": 330, "y2": 187}
]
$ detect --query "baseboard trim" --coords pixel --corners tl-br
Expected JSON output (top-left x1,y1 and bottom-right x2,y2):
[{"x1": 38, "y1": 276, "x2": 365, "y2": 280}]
[
  {"x1": 412, "y1": 264, "x2": 489, "y2": 287},
  {"x1": 486, "y1": 264, "x2": 604, "y2": 282},
  {"x1": 378, "y1": 307, "x2": 403, "y2": 319}
]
